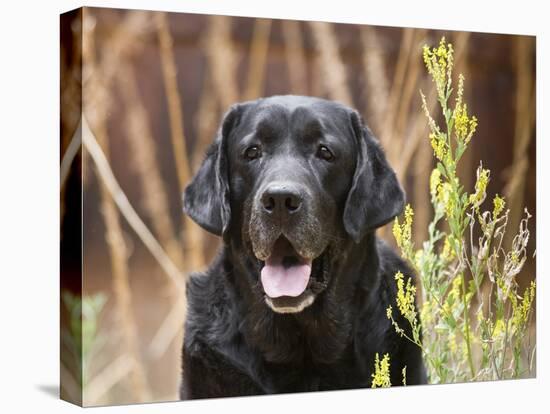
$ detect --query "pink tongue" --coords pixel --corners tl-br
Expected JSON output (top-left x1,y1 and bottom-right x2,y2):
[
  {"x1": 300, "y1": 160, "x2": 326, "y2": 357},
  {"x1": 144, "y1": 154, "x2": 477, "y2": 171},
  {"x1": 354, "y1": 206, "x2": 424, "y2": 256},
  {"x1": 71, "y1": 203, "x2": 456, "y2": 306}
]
[{"x1": 261, "y1": 259, "x2": 312, "y2": 298}]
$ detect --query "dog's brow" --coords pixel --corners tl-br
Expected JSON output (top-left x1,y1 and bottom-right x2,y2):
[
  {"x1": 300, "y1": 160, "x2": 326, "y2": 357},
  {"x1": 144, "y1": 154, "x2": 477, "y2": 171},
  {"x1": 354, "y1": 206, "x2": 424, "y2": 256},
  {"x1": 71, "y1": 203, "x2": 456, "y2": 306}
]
[
  {"x1": 301, "y1": 120, "x2": 323, "y2": 138},
  {"x1": 255, "y1": 119, "x2": 282, "y2": 140}
]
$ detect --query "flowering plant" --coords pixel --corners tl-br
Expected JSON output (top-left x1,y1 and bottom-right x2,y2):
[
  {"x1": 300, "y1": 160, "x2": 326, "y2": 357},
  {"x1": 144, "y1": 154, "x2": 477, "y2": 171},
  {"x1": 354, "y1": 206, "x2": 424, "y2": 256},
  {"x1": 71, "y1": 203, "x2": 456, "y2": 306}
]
[{"x1": 380, "y1": 38, "x2": 536, "y2": 385}]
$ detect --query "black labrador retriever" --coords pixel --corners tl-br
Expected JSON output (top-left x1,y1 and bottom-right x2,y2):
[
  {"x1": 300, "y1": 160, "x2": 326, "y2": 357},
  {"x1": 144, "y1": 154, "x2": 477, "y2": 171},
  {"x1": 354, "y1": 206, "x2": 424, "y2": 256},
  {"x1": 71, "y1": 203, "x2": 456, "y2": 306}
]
[{"x1": 180, "y1": 95, "x2": 426, "y2": 399}]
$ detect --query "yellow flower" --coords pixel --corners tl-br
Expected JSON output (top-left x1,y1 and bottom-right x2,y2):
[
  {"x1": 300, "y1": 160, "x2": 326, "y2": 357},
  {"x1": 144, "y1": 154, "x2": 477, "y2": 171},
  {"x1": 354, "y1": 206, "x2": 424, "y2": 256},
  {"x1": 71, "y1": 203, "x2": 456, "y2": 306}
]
[
  {"x1": 421, "y1": 299, "x2": 435, "y2": 325},
  {"x1": 423, "y1": 37, "x2": 454, "y2": 102},
  {"x1": 403, "y1": 205, "x2": 414, "y2": 242},
  {"x1": 395, "y1": 271, "x2": 417, "y2": 322},
  {"x1": 511, "y1": 281, "x2": 536, "y2": 330},
  {"x1": 437, "y1": 182, "x2": 451, "y2": 205},
  {"x1": 443, "y1": 276, "x2": 462, "y2": 317},
  {"x1": 453, "y1": 101, "x2": 478, "y2": 144},
  {"x1": 455, "y1": 74, "x2": 465, "y2": 109},
  {"x1": 436, "y1": 182, "x2": 455, "y2": 219},
  {"x1": 493, "y1": 194, "x2": 506, "y2": 218},
  {"x1": 371, "y1": 353, "x2": 392, "y2": 388},
  {"x1": 392, "y1": 218, "x2": 402, "y2": 247},
  {"x1": 493, "y1": 318, "x2": 506, "y2": 339},
  {"x1": 430, "y1": 133, "x2": 446, "y2": 161},
  {"x1": 430, "y1": 168, "x2": 441, "y2": 199},
  {"x1": 469, "y1": 166, "x2": 490, "y2": 208},
  {"x1": 448, "y1": 331, "x2": 458, "y2": 353},
  {"x1": 393, "y1": 205, "x2": 414, "y2": 256},
  {"x1": 441, "y1": 236, "x2": 456, "y2": 262}
]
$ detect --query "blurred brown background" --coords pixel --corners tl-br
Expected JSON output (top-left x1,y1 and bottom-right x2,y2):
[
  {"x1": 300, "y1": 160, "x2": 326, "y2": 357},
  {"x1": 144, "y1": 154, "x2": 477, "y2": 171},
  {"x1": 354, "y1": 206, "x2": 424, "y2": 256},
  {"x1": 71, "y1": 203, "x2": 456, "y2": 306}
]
[{"x1": 60, "y1": 7, "x2": 536, "y2": 406}]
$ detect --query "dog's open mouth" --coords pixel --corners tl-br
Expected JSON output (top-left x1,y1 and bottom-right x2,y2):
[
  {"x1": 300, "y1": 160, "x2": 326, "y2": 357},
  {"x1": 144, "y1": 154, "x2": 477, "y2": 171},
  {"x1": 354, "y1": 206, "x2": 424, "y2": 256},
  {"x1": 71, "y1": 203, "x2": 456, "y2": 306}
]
[
  {"x1": 259, "y1": 236, "x2": 328, "y2": 313},
  {"x1": 260, "y1": 237, "x2": 312, "y2": 298}
]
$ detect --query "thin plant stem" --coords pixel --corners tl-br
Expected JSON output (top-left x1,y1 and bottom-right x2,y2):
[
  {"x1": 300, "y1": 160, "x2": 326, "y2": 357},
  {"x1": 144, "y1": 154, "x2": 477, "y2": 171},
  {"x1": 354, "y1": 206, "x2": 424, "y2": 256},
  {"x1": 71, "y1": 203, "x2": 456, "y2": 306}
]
[
  {"x1": 155, "y1": 11, "x2": 205, "y2": 271},
  {"x1": 461, "y1": 272, "x2": 476, "y2": 378},
  {"x1": 381, "y1": 28, "x2": 414, "y2": 147},
  {"x1": 244, "y1": 18, "x2": 272, "y2": 100},
  {"x1": 282, "y1": 20, "x2": 307, "y2": 95},
  {"x1": 308, "y1": 21, "x2": 353, "y2": 106},
  {"x1": 82, "y1": 16, "x2": 152, "y2": 403},
  {"x1": 82, "y1": 117, "x2": 186, "y2": 294}
]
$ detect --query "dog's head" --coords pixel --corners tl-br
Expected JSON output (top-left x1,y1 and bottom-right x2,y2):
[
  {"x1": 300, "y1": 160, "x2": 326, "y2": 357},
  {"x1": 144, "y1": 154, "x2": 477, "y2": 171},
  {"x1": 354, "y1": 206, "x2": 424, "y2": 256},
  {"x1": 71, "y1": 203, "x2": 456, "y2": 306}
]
[{"x1": 184, "y1": 96, "x2": 404, "y2": 313}]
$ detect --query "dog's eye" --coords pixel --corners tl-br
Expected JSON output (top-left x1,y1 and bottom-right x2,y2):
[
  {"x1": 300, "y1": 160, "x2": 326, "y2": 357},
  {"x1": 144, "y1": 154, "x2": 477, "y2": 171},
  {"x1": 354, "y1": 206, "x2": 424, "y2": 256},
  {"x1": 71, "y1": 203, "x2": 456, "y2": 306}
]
[
  {"x1": 317, "y1": 145, "x2": 334, "y2": 161},
  {"x1": 244, "y1": 145, "x2": 262, "y2": 160}
]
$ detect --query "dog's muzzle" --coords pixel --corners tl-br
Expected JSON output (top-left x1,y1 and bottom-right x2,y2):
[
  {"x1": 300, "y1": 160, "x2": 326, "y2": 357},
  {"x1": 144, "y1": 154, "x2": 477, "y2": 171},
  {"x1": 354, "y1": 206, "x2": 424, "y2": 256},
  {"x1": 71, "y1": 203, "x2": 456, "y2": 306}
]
[{"x1": 247, "y1": 181, "x2": 330, "y2": 313}]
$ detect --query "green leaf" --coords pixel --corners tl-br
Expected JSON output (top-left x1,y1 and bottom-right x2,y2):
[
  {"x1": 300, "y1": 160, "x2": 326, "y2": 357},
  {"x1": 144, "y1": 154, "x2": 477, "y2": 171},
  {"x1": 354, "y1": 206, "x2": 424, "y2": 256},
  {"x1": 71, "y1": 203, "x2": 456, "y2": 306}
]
[{"x1": 437, "y1": 162, "x2": 447, "y2": 178}]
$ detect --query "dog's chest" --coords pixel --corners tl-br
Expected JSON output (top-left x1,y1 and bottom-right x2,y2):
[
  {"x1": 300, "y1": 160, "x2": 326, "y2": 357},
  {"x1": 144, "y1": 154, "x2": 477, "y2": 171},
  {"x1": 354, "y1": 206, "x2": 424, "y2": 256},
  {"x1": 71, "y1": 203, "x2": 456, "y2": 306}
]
[{"x1": 240, "y1": 345, "x2": 371, "y2": 393}]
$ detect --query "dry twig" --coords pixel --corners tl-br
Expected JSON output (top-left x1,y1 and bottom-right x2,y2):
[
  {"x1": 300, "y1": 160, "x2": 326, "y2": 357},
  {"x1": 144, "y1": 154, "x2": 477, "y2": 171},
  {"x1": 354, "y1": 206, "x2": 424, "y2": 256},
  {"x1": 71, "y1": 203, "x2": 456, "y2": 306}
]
[
  {"x1": 82, "y1": 117, "x2": 186, "y2": 294},
  {"x1": 60, "y1": 119, "x2": 82, "y2": 190},
  {"x1": 154, "y1": 12, "x2": 191, "y2": 192},
  {"x1": 504, "y1": 36, "x2": 535, "y2": 247},
  {"x1": 359, "y1": 25, "x2": 389, "y2": 133},
  {"x1": 205, "y1": 15, "x2": 239, "y2": 109},
  {"x1": 192, "y1": 71, "x2": 219, "y2": 171},
  {"x1": 156, "y1": 11, "x2": 206, "y2": 271},
  {"x1": 244, "y1": 18, "x2": 272, "y2": 100},
  {"x1": 392, "y1": 30, "x2": 427, "y2": 151},
  {"x1": 381, "y1": 28, "x2": 414, "y2": 147},
  {"x1": 84, "y1": 355, "x2": 134, "y2": 405},
  {"x1": 308, "y1": 21, "x2": 353, "y2": 106},
  {"x1": 61, "y1": 361, "x2": 81, "y2": 404},
  {"x1": 82, "y1": 15, "x2": 152, "y2": 403},
  {"x1": 117, "y1": 63, "x2": 186, "y2": 272},
  {"x1": 282, "y1": 20, "x2": 308, "y2": 95}
]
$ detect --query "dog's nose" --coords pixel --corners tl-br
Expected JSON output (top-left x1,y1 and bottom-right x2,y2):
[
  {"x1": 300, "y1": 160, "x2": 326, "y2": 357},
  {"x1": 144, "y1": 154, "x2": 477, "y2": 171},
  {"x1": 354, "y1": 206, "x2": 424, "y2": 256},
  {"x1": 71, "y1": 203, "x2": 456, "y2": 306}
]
[{"x1": 261, "y1": 184, "x2": 303, "y2": 217}]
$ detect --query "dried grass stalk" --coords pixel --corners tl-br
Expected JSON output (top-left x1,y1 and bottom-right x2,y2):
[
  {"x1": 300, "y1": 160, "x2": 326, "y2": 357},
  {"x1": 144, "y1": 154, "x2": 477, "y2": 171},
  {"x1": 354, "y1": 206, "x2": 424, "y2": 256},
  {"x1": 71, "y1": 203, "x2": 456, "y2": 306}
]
[
  {"x1": 84, "y1": 355, "x2": 134, "y2": 405},
  {"x1": 396, "y1": 86, "x2": 437, "y2": 183},
  {"x1": 117, "y1": 64, "x2": 185, "y2": 273},
  {"x1": 82, "y1": 117, "x2": 186, "y2": 293},
  {"x1": 61, "y1": 13, "x2": 85, "y2": 188},
  {"x1": 381, "y1": 28, "x2": 414, "y2": 147},
  {"x1": 413, "y1": 136, "x2": 433, "y2": 244},
  {"x1": 155, "y1": 11, "x2": 205, "y2": 271},
  {"x1": 310, "y1": 53, "x2": 323, "y2": 98},
  {"x1": 387, "y1": 29, "x2": 427, "y2": 164},
  {"x1": 205, "y1": 15, "x2": 239, "y2": 108},
  {"x1": 376, "y1": 28, "x2": 417, "y2": 241},
  {"x1": 192, "y1": 72, "x2": 219, "y2": 172},
  {"x1": 148, "y1": 299, "x2": 187, "y2": 359},
  {"x1": 360, "y1": 25, "x2": 389, "y2": 133},
  {"x1": 154, "y1": 12, "x2": 191, "y2": 191},
  {"x1": 86, "y1": 128, "x2": 151, "y2": 403},
  {"x1": 79, "y1": 9, "x2": 152, "y2": 204},
  {"x1": 155, "y1": 13, "x2": 205, "y2": 365},
  {"x1": 83, "y1": 11, "x2": 152, "y2": 124},
  {"x1": 82, "y1": 14, "x2": 151, "y2": 403},
  {"x1": 308, "y1": 21, "x2": 353, "y2": 106},
  {"x1": 61, "y1": 361, "x2": 81, "y2": 404},
  {"x1": 60, "y1": 120, "x2": 82, "y2": 189},
  {"x1": 282, "y1": 20, "x2": 308, "y2": 95},
  {"x1": 116, "y1": 64, "x2": 187, "y2": 378},
  {"x1": 244, "y1": 18, "x2": 272, "y2": 100},
  {"x1": 504, "y1": 36, "x2": 535, "y2": 246}
]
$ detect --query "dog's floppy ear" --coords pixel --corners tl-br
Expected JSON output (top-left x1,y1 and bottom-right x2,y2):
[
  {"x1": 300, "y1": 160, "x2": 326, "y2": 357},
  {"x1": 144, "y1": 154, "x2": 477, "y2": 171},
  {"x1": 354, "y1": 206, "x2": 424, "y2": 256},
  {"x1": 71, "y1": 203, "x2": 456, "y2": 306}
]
[
  {"x1": 343, "y1": 111, "x2": 405, "y2": 243},
  {"x1": 183, "y1": 104, "x2": 243, "y2": 237}
]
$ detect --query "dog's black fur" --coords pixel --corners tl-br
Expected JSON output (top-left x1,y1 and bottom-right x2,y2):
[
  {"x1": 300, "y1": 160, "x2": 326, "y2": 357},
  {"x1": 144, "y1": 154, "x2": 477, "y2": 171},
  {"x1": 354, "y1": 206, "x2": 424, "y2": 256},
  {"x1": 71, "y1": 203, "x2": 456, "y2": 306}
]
[{"x1": 180, "y1": 96, "x2": 426, "y2": 399}]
